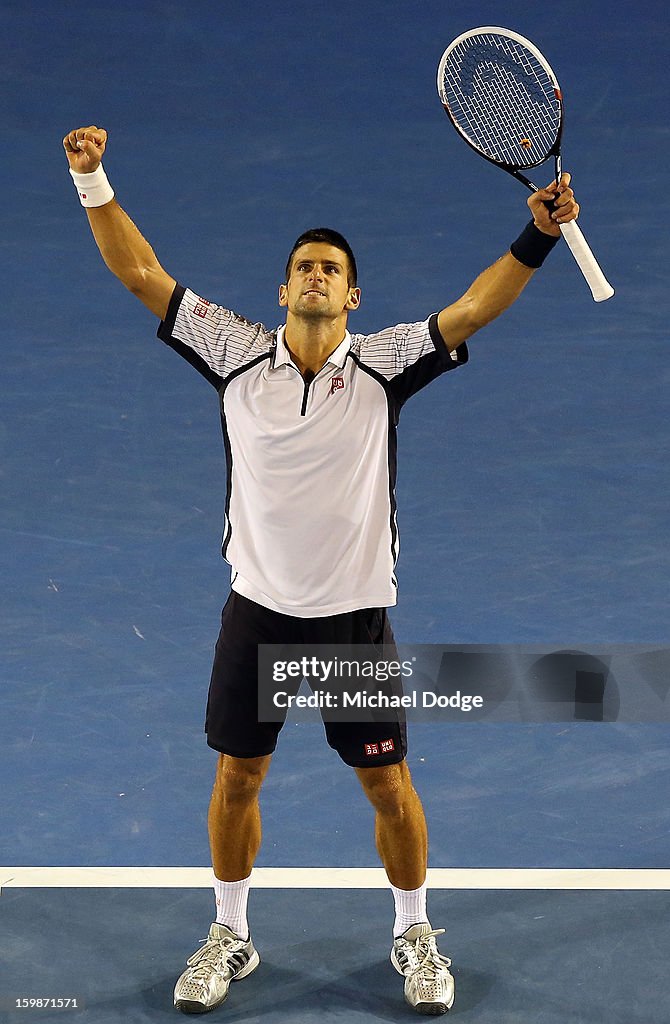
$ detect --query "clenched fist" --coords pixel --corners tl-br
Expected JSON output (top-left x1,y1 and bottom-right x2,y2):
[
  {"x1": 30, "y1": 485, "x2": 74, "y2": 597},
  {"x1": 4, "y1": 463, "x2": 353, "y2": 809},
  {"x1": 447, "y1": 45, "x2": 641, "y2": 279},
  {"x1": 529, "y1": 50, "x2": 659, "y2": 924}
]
[
  {"x1": 527, "y1": 172, "x2": 580, "y2": 237},
  {"x1": 63, "y1": 126, "x2": 107, "y2": 174}
]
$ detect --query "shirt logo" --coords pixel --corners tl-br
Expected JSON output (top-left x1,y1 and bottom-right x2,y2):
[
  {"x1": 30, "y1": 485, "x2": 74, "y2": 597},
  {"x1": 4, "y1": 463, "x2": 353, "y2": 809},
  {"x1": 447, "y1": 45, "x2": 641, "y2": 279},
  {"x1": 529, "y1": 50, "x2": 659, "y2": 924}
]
[
  {"x1": 330, "y1": 376, "x2": 345, "y2": 395},
  {"x1": 193, "y1": 302, "x2": 209, "y2": 319}
]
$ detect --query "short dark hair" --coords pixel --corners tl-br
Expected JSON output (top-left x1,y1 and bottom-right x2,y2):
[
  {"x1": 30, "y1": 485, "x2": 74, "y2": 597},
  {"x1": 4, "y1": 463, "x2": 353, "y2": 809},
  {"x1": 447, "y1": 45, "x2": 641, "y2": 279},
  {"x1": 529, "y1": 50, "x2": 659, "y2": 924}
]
[{"x1": 285, "y1": 228, "x2": 358, "y2": 287}]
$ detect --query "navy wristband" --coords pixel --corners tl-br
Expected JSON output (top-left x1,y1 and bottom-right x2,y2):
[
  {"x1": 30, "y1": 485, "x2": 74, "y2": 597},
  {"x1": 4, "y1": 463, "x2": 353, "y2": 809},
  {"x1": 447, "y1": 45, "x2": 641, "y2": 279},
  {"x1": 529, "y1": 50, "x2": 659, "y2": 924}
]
[{"x1": 510, "y1": 220, "x2": 559, "y2": 269}]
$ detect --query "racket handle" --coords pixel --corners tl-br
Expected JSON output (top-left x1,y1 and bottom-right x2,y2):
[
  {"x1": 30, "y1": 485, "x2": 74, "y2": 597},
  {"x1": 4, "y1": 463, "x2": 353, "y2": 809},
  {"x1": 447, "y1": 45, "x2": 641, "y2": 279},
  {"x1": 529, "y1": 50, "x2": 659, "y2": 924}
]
[{"x1": 558, "y1": 220, "x2": 614, "y2": 302}]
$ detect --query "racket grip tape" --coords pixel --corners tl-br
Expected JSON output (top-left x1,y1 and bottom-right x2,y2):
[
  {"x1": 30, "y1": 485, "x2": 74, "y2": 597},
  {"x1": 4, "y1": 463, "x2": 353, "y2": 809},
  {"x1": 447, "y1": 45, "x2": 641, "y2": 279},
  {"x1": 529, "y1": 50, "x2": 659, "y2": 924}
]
[{"x1": 558, "y1": 220, "x2": 615, "y2": 302}]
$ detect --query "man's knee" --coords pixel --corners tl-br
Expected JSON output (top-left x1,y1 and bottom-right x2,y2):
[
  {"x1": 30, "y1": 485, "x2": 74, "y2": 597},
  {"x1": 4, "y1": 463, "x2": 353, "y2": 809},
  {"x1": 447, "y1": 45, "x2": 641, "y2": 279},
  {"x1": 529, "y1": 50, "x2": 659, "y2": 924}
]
[
  {"x1": 355, "y1": 760, "x2": 417, "y2": 815},
  {"x1": 213, "y1": 753, "x2": 271, "y2": 804}
]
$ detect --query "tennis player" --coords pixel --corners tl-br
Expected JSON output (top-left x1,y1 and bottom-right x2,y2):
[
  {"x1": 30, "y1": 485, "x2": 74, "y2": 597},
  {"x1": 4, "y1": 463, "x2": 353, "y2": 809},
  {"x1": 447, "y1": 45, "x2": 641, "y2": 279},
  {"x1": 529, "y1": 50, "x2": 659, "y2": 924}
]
[{"x1": 63, "y1": 124, "x2": 579, "y2": 1017}]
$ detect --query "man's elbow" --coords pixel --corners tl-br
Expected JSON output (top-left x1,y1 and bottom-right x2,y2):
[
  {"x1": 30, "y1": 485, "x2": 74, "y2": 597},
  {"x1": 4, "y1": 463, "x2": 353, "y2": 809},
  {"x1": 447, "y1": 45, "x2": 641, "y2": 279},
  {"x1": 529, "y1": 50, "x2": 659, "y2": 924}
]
[
  {"x1": 126, "y1": 265, "x2": 159, "y2": 301},
  {"x1": 463, "y1": 296, "x2": 490, "y2": 334},
  {"x1": 127, "y1": 265, "x2": 175, "y2": 320},
  {"x1": 438, "y1": 296, "x2": 484, "y2": 349},
  {"x1": 457, "y1": 295, "x2": 488, "y2": 338}
]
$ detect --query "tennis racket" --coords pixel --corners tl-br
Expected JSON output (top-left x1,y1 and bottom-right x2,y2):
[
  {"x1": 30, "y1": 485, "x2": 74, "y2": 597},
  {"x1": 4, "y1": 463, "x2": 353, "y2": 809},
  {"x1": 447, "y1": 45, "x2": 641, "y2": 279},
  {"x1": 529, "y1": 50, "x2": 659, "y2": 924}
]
[{"x1": 437, "y1": 26, "x2": 614, "y2": 302}]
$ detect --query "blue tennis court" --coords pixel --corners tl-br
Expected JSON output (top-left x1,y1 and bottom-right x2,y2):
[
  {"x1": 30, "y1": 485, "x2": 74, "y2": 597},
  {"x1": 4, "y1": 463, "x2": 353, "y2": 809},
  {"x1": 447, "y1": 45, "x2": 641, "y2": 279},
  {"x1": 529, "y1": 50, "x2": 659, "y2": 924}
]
[{"x1": 2, "y1": 0, "x2": 668, "y2": 1021}]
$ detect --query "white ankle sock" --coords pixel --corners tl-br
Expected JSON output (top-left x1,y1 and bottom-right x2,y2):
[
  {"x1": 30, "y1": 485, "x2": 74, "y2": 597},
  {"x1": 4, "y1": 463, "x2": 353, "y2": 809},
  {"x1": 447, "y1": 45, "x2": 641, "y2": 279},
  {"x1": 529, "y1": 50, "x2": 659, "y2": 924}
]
[
  {"x1": 391, "y1": 881, "x2": 429, "y2": 937},
  {"x1": 213, "y1": 872, "x2": 251, "y2": 939}
]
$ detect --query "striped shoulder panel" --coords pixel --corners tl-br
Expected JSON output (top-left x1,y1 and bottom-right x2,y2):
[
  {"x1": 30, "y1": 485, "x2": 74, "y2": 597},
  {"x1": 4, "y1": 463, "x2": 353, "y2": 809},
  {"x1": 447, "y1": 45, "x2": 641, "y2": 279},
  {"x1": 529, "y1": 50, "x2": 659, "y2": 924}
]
[{"x1": 158, "y1": 284, "x2": 276, "y2": 385}]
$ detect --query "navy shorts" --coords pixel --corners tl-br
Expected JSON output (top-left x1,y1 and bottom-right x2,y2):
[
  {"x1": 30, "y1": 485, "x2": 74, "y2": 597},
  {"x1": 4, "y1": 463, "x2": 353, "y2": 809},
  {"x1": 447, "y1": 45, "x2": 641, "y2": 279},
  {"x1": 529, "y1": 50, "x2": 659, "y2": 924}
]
[{"x1": 205, "y1": 592, "x2": 407, "y2": 768}]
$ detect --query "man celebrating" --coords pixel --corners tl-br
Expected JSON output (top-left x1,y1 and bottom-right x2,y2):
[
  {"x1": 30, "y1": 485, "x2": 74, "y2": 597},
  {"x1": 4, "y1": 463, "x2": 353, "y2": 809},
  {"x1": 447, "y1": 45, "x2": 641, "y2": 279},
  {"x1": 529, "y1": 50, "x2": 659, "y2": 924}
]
[{"x1": 63, "y1": 124, "x2": 579, "y2": 1016}]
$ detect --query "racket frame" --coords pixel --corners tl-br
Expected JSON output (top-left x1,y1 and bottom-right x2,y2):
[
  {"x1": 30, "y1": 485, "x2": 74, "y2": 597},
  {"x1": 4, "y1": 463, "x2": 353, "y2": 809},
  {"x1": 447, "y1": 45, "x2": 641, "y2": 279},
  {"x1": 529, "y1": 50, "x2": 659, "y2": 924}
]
[
  {"x1": 437, "y1": 26, "x2": 564, "y2": 197},
  {"x1": 436, "y1": 26, "x2": 614, "y2": 301}
]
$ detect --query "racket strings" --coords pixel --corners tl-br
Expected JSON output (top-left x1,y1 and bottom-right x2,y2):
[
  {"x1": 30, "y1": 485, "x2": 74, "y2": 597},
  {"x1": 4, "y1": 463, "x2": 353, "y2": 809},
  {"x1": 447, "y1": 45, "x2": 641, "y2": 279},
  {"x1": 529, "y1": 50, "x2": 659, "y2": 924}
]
[{"x1": 440, "y1": 33, "x2": 560, "y2": 167}]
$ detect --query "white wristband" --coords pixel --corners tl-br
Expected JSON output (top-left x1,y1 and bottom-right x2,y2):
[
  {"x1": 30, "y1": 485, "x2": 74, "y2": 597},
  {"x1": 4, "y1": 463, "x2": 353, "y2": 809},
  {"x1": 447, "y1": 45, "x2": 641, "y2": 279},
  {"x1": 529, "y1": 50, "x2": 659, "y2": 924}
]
[{"x1": 69, "y1": 164, "x2": 115, "y2": 208}]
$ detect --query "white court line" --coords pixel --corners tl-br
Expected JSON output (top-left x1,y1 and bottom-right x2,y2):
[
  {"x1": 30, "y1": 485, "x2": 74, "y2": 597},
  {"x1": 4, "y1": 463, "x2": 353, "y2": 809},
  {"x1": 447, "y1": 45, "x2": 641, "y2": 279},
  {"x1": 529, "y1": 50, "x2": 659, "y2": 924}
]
[{"x1": 1, "y1": 867, "x2": 669, "y2": 890}]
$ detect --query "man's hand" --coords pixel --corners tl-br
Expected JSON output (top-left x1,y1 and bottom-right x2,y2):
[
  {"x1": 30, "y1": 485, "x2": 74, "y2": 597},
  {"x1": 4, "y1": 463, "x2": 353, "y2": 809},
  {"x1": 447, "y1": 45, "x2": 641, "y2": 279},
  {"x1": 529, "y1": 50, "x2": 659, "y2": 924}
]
[
  {"x1": 528, "y1": 172, "x2": 580, "y2": 237},
  {"x1": 63, "y1": 126, "x2": 107, "y2": 174}
]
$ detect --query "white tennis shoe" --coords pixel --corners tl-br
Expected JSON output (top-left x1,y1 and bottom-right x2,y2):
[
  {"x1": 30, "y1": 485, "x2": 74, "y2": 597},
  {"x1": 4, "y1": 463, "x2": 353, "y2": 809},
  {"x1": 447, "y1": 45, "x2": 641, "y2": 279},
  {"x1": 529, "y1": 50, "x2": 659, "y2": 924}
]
[
  {"x1": 391, "y1": 922, "x2": 455, "y2": 1015},
  {"x1": 174, "y1": 922, "x2": 259, "y2": 1014}
]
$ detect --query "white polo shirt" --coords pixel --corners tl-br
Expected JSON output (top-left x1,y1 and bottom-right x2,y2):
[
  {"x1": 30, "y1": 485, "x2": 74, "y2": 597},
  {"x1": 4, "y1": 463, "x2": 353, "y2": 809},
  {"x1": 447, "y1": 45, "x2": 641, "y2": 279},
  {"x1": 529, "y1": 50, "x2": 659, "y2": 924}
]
[{"x1": 158, "y1": 284, "x2": 468, "y2": 617}]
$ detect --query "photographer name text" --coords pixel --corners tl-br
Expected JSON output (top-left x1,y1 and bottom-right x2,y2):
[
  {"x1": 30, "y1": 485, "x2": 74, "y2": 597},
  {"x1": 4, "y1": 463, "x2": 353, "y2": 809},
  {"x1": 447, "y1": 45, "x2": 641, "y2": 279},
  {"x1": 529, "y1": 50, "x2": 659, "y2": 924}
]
[{"x1": 272, "y1": 689, "x2": 484, "y2": 712}]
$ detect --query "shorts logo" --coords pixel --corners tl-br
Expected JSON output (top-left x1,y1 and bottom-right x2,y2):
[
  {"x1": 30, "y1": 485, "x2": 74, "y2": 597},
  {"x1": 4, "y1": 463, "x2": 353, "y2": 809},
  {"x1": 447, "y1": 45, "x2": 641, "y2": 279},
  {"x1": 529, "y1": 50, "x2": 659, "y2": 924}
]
[
  {"x1": 364, "y1": 739, "x2": 395, "y2": 756},
  {"x1": 330, "y1": 376, "x2": 345, "y2": 395}
]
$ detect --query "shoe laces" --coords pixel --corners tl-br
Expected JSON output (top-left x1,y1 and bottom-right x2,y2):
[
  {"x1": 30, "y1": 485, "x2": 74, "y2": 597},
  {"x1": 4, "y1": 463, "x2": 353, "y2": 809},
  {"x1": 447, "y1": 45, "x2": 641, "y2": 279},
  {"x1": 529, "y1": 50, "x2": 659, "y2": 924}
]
[
  {"x1": 408, "y1": 928, "x2": 452, "y2": 979},
  {"x1": 186, "y1": 933, "x2": 244, "y2": 980}
]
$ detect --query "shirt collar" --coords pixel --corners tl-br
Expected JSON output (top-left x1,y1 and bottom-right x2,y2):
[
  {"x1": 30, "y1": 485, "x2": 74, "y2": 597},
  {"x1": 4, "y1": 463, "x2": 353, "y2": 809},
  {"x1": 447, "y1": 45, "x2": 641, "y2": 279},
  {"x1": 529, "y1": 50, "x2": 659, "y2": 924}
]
[{"x1": 273, "y1": 325, "x2": 351, "y2": 371}]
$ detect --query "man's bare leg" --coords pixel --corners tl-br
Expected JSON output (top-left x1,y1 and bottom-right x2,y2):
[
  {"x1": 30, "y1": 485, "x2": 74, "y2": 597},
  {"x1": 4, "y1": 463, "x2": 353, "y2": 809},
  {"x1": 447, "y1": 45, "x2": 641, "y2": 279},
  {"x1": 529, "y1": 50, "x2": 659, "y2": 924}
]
[
  {"x1": 208, "y1": 753, "x2": 272, "y2": 881},
  {"x1": 355, "y1": 759, "x2": 427, "y2": 890}
]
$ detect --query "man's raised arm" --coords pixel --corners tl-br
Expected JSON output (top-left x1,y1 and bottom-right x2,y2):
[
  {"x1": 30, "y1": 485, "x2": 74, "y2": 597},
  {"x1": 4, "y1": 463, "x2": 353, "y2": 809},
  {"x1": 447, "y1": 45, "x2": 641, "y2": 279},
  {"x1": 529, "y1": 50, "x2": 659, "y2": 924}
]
[
  {"x1": 436, "y1": 174, "x2": 580, "y2": 351},
  {"x1": 63, "y1": 125, "x2": 176, "y2": 320}
]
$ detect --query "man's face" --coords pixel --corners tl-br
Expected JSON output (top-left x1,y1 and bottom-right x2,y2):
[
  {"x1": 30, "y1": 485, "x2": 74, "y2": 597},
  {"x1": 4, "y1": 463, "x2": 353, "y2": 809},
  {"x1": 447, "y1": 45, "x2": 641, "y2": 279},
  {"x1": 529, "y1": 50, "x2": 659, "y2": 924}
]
[{"x1": 278, "y1": 242, "x2": 361, "y2": 319}]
